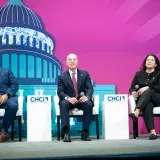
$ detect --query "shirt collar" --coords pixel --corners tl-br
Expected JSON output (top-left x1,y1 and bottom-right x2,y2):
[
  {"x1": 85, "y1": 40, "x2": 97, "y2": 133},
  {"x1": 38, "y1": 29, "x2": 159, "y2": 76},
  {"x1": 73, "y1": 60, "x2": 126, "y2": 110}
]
[{"x1": 69, "y1": 69, "x2": 77, "y2": 76}]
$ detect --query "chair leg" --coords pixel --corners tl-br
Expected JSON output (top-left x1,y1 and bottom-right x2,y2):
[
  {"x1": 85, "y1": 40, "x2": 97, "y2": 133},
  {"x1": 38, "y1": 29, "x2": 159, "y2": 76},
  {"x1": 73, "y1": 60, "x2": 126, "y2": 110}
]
[
  {"x1": 95, "y1": 115, "x2": 100, "y2": 139},
  {"x1": 11, "y1": 121, "x2": 14, "y2": 140},
  {"x1": 133, "y1": 118, "x2": 138, "y2": 139},
  {"x1": 57, "y1": 116, "x2": 60, "y2": 141},
  {"x1": 18, "y1": 116, "x2": 22, "y2": 142},
  {"x1": 135, "y1": 118, "x2": 138, "y2": 137}
]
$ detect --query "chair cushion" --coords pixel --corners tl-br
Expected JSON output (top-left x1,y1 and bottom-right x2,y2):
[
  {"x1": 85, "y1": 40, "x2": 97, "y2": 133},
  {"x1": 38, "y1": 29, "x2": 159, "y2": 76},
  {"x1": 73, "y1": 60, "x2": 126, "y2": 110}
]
[
  {"x1": 63, "y1": 107, "x2": 98, "y2": 116},
  {"x1": 69, "y1": 109, "x2": 83, "y2": 115},
  {"x1": 153, "y1": 107, "x2": 160, "y2": 114},
  {"x1": 0, "y1": 109, "x2": 22, "y2": 117},
  {"x1": 16, "y1": 110, "x2": 22, "y2": 116}
]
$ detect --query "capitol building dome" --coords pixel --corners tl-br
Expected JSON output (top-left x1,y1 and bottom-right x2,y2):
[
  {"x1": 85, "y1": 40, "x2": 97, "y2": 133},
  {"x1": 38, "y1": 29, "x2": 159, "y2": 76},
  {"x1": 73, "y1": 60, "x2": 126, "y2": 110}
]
[{"x1": 0, "y1": 0, "x2": 62, "y2": 85}]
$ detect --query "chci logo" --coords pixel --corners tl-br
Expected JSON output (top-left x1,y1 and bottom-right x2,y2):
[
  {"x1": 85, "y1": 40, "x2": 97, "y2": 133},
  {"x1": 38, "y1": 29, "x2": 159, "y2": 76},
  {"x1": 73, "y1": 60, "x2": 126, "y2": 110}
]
[{"x1": 107, "y1": 96, "x2": 125, "y2": 102}]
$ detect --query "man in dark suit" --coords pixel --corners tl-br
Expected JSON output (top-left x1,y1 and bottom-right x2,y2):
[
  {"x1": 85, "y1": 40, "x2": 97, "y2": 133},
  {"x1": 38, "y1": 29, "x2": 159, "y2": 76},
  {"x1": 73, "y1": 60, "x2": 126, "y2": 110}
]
[
  {"x1": 0, "y1": 68, "x2": 19, "y2": 142},
  {"x1": 57, "y1": 53, "x2": 93, "y2": 142}
]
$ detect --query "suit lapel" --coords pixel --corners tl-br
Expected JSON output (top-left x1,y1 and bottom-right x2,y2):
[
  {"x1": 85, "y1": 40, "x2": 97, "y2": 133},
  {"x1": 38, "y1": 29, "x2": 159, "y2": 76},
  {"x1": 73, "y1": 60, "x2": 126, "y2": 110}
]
[
  {"x1": 77, "y1": 69, "x2": 82, "y2": 91},
  {"x1": 65, "y1": 71, "x2": 75, "y2": 91}
]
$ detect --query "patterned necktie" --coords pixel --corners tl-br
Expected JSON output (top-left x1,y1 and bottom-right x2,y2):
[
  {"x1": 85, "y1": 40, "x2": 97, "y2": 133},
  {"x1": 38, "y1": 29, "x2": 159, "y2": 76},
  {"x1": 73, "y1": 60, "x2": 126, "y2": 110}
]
[{"x1": 72, "y1": 72, "x2": 78, "y2": 98}]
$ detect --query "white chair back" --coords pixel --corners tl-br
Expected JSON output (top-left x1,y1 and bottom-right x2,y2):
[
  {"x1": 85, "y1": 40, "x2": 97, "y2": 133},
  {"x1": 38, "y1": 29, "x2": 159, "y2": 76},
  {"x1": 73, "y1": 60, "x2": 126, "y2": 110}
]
[{"x1": 128, "y1": 95, "x2": 136, "y2": 113}]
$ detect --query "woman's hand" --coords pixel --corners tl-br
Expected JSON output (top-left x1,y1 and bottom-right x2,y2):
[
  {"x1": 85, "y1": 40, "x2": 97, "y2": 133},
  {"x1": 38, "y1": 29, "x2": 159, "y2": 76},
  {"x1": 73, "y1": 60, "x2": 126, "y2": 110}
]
[
  {"x1": 138, "y1": 86, "x2": 149, "y2": 95},
  {"x1": 131, "y1": 91, "x2": 138, "y2": 99}
]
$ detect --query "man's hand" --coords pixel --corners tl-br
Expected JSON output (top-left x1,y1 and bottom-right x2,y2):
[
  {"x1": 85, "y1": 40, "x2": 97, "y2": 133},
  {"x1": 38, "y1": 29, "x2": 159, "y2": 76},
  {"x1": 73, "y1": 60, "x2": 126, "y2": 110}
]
[
  {"x1": 79, "y1": 96, "x2": 88, "y2": 103},
  {"x1": 67, "y1": 97, "x2": 78, "y2": 105},
  {"x1": 138, "y1": 86, "x2": 149, "y2": 95},
  {"x1": 0, "y1": 94, "x2": 8, "y2": 105}
]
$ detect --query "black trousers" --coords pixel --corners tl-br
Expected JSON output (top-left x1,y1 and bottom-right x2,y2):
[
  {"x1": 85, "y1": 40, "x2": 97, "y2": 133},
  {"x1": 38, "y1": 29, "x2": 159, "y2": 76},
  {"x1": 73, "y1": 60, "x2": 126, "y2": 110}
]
[
  {"x1": 59, "y1": 100, "x2": 93, "y2": 130},
  {"x1": 136, "y1": 89, "x2": 160, "y2": 132}
]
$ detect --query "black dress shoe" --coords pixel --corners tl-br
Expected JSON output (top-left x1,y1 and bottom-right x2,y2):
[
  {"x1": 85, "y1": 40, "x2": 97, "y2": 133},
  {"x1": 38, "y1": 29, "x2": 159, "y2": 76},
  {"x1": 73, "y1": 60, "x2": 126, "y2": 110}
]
[
  {"x1": 129, "y1": 113, "x2": 138, "y2": 119},
  {"x1": 149, "y1": 134, "x2": 158, "y2": 140},
  {"x1": 61, "y1": 126, "x2": 69, "y2": 139},
  {"x1": 63, "y1": 132, "x2": 71, "y2": 142},
  {"x1": 81, "y1": 131, "x2": 91, "y2": 141}
]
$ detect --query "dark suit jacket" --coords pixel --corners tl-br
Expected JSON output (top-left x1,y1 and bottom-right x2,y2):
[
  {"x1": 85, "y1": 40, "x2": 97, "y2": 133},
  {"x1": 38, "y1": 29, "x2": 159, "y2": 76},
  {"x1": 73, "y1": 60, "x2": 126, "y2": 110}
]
[
  {"x1": 0, "y1": 68, "x2": 19, "y2": 97},
  {"x1": 57, "y1": 69, "x2": 93, "y2": 103}
]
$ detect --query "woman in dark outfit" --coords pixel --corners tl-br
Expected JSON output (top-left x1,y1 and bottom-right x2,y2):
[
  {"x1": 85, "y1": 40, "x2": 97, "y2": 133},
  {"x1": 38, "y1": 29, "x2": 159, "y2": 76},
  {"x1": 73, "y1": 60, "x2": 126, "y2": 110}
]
[{"x1": 129, "y1": 54, "x2": 160, "y2": 140}]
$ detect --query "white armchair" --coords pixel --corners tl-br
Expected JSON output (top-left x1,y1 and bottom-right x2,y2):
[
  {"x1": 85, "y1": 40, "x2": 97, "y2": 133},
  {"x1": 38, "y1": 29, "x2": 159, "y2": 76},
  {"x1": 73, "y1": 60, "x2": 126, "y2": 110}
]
[
  {"x1": 54, "y1": 95, "x2": 100, "y2": 140},
  {"x1": 129, "y1": 95, "x2": 160, "y2": 139},
  {"x1": 0, "y1": 90, "x2": 24, "y2": 141}
]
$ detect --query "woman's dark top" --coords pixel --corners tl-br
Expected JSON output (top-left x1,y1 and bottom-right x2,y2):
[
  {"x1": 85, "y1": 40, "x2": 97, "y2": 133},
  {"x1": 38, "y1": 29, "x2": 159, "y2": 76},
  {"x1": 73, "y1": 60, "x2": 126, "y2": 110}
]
[{"x1": 129, "y1": 70, "x2": 160, "y2": 94}]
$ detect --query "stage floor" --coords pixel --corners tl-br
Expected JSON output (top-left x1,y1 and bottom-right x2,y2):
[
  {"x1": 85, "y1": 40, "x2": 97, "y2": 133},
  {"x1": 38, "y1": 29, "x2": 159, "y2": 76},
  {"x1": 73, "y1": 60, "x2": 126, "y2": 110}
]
[{"x1": 0, "y1": 135, "x2": 160, "y2": 159}]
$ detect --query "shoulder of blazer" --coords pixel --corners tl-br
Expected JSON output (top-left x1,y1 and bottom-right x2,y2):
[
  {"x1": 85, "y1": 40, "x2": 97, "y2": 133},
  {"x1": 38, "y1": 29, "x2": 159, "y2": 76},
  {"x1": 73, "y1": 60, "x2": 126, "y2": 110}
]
[
  {"x1": 135, "y1": 70, "x2": 144, "y2": 76},
  {"x1": 0, "y1": 68, "x2": 10, "y2": 74},
  {"x1": 58, "y1": 71, "x2": 69, "y2": 79},
  {"x1": 78, "y1": 69, "x2": 88, "y2": 75},
  {"x1": 63, "y1": 70, "x2": 70, "y2": 77}
]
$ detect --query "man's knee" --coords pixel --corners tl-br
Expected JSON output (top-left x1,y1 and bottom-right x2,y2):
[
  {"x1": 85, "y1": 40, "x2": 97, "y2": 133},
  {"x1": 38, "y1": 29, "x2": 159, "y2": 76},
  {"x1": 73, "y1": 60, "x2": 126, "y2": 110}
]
[
  {"x1": 5, "y1": 101, "x2": 18, "y2": 111},
  {"x1": 83, "y1": 101, "x2": 93, "y2": 108},
  {"x1": 60, "y1": 100, "x2": 69, "y2": 108}
]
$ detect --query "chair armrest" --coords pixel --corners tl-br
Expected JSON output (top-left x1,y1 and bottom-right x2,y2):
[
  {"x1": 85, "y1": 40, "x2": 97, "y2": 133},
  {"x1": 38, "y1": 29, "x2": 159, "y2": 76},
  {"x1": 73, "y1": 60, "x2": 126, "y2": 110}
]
[
  {"x1": 54, "y1": 95, "x2": 60, "y2": 116},
  {"x1": 0, "y1": 109, "x2": 5, "y2": 116},
  {"x1": 128, "y1": 95, "x2": 136, "y2": 113},
  {"x1": 92, "y1": 95, "x2": 99, "y2": 115},
  {"x1": 16, "y1": 90, "x2": 24, "y2": 123}
]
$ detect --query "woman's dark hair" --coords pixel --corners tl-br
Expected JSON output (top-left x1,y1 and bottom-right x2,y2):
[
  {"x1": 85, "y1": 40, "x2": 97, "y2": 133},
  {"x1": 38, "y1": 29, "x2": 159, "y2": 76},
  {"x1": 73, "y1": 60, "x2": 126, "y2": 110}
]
[{"x1": 140, "y1": 53, "x2": 160, "y2": 71}]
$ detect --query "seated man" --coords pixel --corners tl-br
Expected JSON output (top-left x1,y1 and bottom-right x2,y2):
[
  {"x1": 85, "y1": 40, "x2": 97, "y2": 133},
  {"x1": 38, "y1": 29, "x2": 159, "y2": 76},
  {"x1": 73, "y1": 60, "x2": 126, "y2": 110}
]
[
  {"x1": 0, "y1": 68, "x2": 19, "y2": 142},
  {"x1": 57, "y1": 53, "x2": 93, "y2": 142}
]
